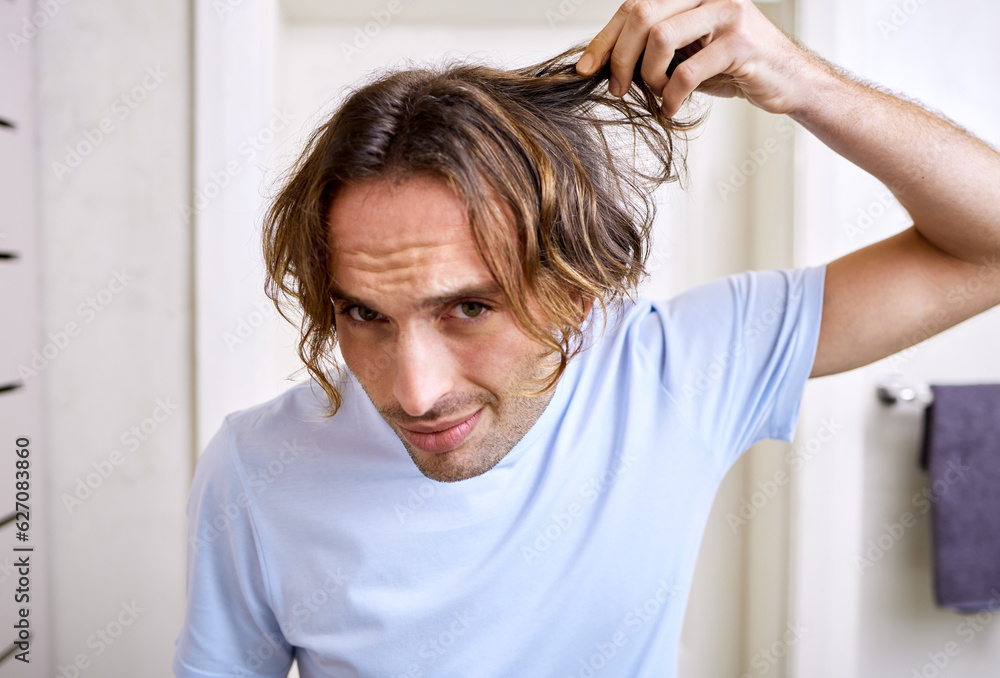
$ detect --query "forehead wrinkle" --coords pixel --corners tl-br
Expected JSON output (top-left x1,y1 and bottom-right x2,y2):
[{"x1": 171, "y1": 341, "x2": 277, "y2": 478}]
[
  {"x1": 331, "y1": 251, "x2": 498, "y2": 314},
  {"x1": 326, "y1": 175, "x2": 502, "y2": 314},
  {"x1": 334, "y1": 239, "x2": 473, "y2": 271},
  {"x1": 336, "y1": 262, "x2": 491, "y2": 297},
  {"x1": 332, "y1": 233, "x2": 486, "y2": 284}
]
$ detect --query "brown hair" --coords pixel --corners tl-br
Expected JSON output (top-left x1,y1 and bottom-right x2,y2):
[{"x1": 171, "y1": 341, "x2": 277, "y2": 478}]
[{"x1": 262, "y1": 44, "x2": 704, "y2": 416}]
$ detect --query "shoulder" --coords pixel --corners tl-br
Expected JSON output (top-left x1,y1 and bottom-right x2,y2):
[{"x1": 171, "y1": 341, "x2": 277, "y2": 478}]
[
  {"x1": 197, "y1": 371, "x2": 365, "y2": 480},
  {"x1": 575, "y1": 265, "x2": 826, "y2": 389},
  {"x1": 223, "y1": 375, "x2": 342, "y2": 442},
  {"x1": 652, "y1": 266, "x2": 825, "y2": 318},
  {"x1": 195, "y1": 368, "x2": 407, "y2": 491},
  {"x1": 636, "y1": 265, "x2": 826, "y2": 346}
]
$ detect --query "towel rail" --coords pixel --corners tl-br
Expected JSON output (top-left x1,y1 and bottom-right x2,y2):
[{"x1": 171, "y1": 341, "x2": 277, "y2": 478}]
[{"x1": 876, "y1": 377, "x2": 934, "y2": 406}]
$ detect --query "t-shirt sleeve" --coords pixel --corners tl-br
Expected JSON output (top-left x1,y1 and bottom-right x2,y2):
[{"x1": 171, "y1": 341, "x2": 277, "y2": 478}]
[
  {"x1": 173, "y1": 417, "x2": 295, "y2": 678},
  {"x1": 640, "y1": 264, "x2": 826, "y2": 472}
]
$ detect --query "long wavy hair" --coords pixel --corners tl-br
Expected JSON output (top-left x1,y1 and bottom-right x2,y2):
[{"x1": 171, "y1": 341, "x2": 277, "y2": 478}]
[{"x1": 262, "y1": 44, "x2": 705, "y2": 416}]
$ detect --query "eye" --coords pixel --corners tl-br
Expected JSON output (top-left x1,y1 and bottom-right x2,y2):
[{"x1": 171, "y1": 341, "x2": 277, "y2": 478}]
[
  {"x1": 455, "y1": 301, "x2": 487, "y2": 319},
  {"x1": 343, "y1": 305, "x2": 382, "y2": 323}
]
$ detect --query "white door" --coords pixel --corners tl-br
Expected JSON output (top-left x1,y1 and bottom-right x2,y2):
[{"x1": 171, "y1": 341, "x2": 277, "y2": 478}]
[{"x1": 0, "y1": 1, "x2": 53, "y2": 675}]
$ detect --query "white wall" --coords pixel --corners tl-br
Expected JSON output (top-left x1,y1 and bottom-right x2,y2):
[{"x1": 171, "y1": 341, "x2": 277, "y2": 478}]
[{"x1": 791, "y1": 0, "x2": 1000, "y2": 676}]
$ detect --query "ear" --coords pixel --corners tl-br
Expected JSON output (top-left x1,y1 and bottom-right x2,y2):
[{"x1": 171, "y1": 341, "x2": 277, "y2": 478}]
[{"x1": 579, "y1": 295, "x2": 595, "y2": 321}]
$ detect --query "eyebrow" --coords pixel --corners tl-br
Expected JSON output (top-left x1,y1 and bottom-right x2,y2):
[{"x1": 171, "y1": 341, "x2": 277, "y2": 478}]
[{"x1": 329, "y1": 283, "x2": 504, "y2": 314}]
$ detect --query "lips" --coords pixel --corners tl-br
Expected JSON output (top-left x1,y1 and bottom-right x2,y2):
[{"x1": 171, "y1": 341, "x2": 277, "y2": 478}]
[{"x1": 399, "y1": 408, "x2": 483, "y2": 454}]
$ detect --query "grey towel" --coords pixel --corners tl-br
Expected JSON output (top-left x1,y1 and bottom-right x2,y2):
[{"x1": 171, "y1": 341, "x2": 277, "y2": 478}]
[{"x1": 921, "y1": 383, "x2": 1000, "y2": 612}]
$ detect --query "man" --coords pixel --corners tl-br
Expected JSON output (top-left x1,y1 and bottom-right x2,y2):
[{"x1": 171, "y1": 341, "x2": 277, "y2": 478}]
[{"x1": 173, "y1": 1, "x2": 1000, "y2": 676}]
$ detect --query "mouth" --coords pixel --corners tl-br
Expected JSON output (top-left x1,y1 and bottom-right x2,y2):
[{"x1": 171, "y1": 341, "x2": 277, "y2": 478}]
[{"x1": 398, "y1": 408, "x2": 484, "y2": 454}]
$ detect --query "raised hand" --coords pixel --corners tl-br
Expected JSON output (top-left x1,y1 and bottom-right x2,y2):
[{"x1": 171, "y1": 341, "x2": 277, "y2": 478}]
[{"x1": 576, "y1": 0, "x2": 828, "y2": 117}]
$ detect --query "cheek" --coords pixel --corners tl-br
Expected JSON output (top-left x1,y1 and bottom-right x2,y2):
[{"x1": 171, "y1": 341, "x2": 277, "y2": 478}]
[
  {"x1": 457, "y1": 324, "x2": 541, "y2": 384},
  {"x1": 336, "y1": 329, "x2": 394, "y2": 389}
]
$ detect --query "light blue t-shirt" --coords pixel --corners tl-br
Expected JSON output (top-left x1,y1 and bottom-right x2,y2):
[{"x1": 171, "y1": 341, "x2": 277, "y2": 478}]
[{"x1": 173, "y1": 264, "x2": 826, "y2": 678}]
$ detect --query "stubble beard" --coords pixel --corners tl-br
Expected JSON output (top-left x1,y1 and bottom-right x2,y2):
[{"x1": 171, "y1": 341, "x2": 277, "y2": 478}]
[{"x1": 360, "y1": 350, "x2": 560, "y2": 483}]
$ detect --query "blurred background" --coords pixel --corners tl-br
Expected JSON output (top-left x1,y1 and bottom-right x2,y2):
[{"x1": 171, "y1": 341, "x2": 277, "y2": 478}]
[{"x1": 1, "y1": 0, "x2": 999, "y2": 676}]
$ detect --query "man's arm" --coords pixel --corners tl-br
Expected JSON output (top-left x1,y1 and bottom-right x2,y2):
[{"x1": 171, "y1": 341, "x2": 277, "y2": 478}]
[
  {"x1": 789, "y1": 67, "x2": 1000, "y2": 377},
  {"x1": 576, "y1": 0, "x2": 1000, "y2": 378}
]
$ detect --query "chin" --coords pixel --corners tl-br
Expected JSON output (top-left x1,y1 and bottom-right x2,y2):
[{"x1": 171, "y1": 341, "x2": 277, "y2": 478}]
[{"x1": 404, "y1": 439, "x2": 510, "y2": 483}]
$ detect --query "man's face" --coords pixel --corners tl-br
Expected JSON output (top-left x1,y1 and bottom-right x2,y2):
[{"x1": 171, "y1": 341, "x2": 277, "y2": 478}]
[{"x1": 327, "y1": 174, "x2": 565, "y2": 482}]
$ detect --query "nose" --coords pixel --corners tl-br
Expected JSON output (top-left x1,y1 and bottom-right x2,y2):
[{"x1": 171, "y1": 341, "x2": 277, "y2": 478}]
[{"x1": 391, "y1": 326, "x2": 456, "y2": 417}]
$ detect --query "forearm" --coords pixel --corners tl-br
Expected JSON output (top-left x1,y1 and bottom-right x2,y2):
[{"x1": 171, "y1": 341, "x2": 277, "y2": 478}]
[{"x1": 789, "y1": 59, "x2": 1000, "y2": 264}]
